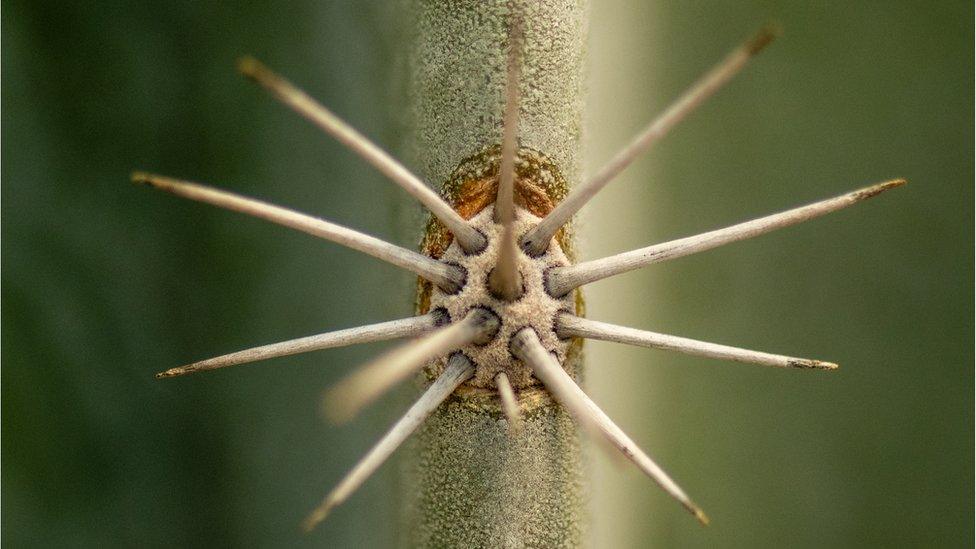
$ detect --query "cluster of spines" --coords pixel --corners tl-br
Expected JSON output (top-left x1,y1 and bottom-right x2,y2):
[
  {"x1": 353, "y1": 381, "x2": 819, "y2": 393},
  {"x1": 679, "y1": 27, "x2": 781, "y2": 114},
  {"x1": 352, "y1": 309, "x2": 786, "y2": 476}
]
[{"x1": 134, "y1": 22, "x2": 904, "y2": 531}]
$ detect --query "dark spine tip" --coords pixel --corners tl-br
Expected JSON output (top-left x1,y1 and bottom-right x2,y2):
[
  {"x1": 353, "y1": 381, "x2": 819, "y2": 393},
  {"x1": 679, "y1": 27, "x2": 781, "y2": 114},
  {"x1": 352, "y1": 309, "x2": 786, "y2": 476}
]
[
  {"x1": 787, "y1": 359, "x2": 839, "y2": 371},
  {"x1": 854, "y1": 178, "x2": 907, "y2": 200},
  {"x1": 746, "y1": 23, "x2": 782, "y2": 55},
  {"x1": 694, "y1": 508, "x2": 711, "y2": 526}
]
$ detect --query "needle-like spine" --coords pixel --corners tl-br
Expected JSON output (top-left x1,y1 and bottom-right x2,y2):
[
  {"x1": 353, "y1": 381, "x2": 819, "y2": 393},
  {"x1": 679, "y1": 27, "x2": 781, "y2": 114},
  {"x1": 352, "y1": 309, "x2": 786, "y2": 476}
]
[
  {"x1": 131, "y1": 172, "x2": 465, "y2": 293},
  {"x1": 156, "y1": 313, "x2": 443, "y2": 379},
  {"x1": 495, "y1": 371, "x2": 523, "y2": 435},
  {"x1": 547, "y1": 179, "x2": 906, "y2": 296},
  {"x1": 323, "y1": 308, "x2": 499, "y2": 424},
  {"x1": 521, "y1": 25, "x2": 779, "y2": 256},
  {"x1": 303, "y1": 353, "x2": 476, "y2": 532},
  {"x1": 237, "y1": 57, "x2": 487, "y2": 254},
  {"x1": 556, "y1": 313, "x2": 837, "y2": 370},
  {"x1": 509, "y1": 328, "x2": 708, "y2": 525},
  {"x1": 488, "y1": 18, "x2": 524, "y2": 301}
]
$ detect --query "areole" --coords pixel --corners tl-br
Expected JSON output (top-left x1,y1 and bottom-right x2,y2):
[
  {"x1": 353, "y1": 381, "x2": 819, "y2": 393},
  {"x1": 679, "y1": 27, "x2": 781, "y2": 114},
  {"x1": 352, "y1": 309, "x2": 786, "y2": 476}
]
[{"x1": 417, "y1": 145, "x2": 583, "y2": 391}]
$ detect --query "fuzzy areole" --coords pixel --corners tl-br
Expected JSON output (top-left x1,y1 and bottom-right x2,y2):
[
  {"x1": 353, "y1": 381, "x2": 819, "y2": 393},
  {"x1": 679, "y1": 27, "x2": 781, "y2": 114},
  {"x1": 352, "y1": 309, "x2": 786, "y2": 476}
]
[{"x1": 427, "y1": 205, "x2": 575, "y2": 388}]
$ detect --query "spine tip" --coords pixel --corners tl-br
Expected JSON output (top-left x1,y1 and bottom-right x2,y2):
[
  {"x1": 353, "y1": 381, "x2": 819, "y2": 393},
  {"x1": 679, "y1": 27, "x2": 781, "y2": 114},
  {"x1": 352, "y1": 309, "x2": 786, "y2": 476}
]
[
  {"x1": 130, "y1": 171, "x2": 152, "y2": 185},
  {"x1": 694, "y1": 507, "x2": 711, "y2": 526},
  {"x1": 746, "y1": 23, "x2": 782, "y2": 55},
  {"x1": 855, "y1": 178, "x2": 907, "y2": 201},
  {"x1": 236, "y1": 56, "x2": 263, "y2": 80}
]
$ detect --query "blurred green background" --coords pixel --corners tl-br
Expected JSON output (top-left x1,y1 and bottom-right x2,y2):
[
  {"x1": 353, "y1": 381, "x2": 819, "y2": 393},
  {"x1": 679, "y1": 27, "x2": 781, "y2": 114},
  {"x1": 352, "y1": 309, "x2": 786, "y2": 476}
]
[{"x1": 2, "y1": 1, "x2": 971, "y2": 547}]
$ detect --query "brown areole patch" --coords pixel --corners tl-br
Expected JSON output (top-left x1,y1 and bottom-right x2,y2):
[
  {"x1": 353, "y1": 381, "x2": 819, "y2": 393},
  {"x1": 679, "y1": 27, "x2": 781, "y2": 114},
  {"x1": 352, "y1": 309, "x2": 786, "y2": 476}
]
[
  {"x1": 416, "y1": 145, "x2": 575, "y2": 313},
  {"x1": 415, "y1": 144, "x2": 584, "y2": 393}
]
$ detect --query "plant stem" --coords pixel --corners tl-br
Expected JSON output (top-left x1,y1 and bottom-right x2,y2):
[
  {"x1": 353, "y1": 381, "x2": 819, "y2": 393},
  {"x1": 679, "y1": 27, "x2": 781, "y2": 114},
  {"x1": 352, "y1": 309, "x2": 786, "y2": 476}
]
[{"x1": 400, "y1": 1, "x2": 589, "y2": 546}]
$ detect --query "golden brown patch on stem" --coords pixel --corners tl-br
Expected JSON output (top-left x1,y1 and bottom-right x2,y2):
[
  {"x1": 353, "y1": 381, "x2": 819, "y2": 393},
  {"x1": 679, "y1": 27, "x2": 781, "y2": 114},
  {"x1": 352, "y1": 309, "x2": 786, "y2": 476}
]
[{"x1": 415, "y1": 145, "x2": 576, "y2": 315}]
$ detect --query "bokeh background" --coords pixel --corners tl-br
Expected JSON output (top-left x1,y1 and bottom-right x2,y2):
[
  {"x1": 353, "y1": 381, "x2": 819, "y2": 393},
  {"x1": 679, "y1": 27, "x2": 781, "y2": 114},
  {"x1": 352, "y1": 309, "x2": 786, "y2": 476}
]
[{"x1": 3, "y1": 1, "x2": 971, "y2": 547}]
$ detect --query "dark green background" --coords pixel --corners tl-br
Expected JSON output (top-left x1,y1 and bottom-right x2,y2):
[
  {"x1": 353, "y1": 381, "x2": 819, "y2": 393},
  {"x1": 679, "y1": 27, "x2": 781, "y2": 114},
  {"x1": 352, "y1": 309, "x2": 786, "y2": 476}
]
[{"x1": 3, "y1": 1, "x2": 971, "y2": 547}]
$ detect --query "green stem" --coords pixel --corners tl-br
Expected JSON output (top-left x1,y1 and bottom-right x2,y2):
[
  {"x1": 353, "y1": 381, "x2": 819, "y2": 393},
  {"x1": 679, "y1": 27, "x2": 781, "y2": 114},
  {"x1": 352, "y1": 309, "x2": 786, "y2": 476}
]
[{"x1": 401, "y1": 1, "x2": 590, "y2": 546}]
